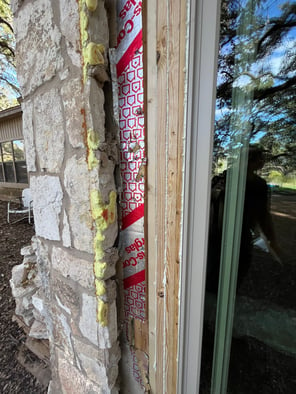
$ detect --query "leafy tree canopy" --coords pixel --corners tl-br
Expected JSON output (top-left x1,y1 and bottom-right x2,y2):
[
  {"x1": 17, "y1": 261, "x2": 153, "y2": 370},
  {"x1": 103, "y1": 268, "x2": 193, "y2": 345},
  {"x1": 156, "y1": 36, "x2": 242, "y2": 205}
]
[
  {"x1": 214, "y1": 0, "x2": 296, "y2": 176},
  {"x1": 0, "y1": 0, "x2": 19, "y2": 110}
]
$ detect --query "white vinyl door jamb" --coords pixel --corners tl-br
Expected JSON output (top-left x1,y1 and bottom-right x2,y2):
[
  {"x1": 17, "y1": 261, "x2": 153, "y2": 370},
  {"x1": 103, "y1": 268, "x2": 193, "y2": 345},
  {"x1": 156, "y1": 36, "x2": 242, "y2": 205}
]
[{"x1": 178, "y1": 0, "x2": 221, "y2": 392}]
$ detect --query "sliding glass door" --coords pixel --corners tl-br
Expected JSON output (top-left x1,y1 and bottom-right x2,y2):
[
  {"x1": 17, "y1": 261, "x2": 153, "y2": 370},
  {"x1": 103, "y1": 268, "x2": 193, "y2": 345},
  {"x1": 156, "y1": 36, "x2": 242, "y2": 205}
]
[{"x1": 199, "y1": 0, "x2": 296, "y2": 393}]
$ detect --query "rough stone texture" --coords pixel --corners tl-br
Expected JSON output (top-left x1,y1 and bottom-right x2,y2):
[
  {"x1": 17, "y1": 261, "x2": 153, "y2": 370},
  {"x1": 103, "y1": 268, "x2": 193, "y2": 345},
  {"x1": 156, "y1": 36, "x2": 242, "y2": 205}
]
[
  {"x1": 10, "y1": 262, "x2": 28, "y2": 287},
  {"x1": 99, "y1": 279, "x2": 117, "y2": 303},
  {"x1": 10, "y1": 241, "x2": 50, "y2": 340},
  {"x1": 10, "y1": 0, "x2": 22, "y2": 14},
  {"x1": 77, "y1": 352, "x2": 109, "y2": 387},
  {"x1": 64, "y1": 156, "x2": 94, "y2": 253},
  {"x1": 61, "y1": 77, "x2": 85, "y2": 149},
  {"x1": 29, "y1": 319, "x2": 48, "y2": 339},
  {"x1": 33, "y1": 237, "x2": 51, "y2": 303},
  {"x1": 87, "y1": 0, "x2": 109, "y2": 49},
  {"x1": 78, "y1": 293, "x2": 118, "y2": 350},
  {"x1": 32, "y1": 290, "x2": 47, "y2": 322},
  {"x1": 30, "y1": 176, "x2": 63, "y2": 241},
  {"x1": 12, "y1": 0, "x2": 120, "y2": 391},
  {"x1": 62, "y1": 211, "x2": 72, "y2": 248},
  {"x1": 55, "y1": 294, "x2": 72, "y2": 316},
  {"x1": 52, "y1": 247, "x2": 94, "y2": 290},
  {"x1": 51, "y1": 305, "x2": 75, "y2": 362},
  {"x1": 34, "y1": 89, "x2": 65, "y2": 173},
  {"x1": 51, "y1": 274, "x2": 80, "y2": 319},
  {"x1": 79, "y1": 293, "x2": 99, "y2": 347},
  {"x1": 21, "y1": 99, "x2": 36, "y2": 172},
  {"x1": 59, "y1": 0, "x2": 81, "y2": 68},
  {"x1": 57, "y1": 350, "x2": 109, "y2": 394},
  {"x1": 98, "y1": 248, "x2": 118, "y2": 280},
  {"x1": 97, "y1": 301, "x2": 118, "y2": 349},
  {"x1": 13, "y1": 0, "x2": 63, "y2": 97},
  {"x1": 84, "y1": 79, "x2": 106, "y2": 144}
]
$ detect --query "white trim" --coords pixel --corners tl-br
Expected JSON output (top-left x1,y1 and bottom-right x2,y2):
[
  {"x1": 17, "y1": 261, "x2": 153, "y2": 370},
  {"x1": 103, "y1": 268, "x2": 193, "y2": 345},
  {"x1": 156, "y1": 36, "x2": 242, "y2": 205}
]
[
  {"x1": 178, "y1": 0, "x2": 221, "y2": 392},
  {"x1": 0, "y1": 182, "x2": 28, "y2": 188}
]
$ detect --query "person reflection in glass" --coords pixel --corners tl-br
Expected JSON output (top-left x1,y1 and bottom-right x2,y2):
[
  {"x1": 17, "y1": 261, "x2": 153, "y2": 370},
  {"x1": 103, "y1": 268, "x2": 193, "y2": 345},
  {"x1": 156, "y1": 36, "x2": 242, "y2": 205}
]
[{"x1": 206, "y1": 145, "x2": 280, "y2": 294}]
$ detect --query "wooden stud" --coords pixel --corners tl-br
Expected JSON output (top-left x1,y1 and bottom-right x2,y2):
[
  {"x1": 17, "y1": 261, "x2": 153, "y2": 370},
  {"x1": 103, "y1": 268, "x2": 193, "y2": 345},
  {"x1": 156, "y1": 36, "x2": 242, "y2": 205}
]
[{"x1": 145, "y1": 0, "x2": 187, "y2": 392}]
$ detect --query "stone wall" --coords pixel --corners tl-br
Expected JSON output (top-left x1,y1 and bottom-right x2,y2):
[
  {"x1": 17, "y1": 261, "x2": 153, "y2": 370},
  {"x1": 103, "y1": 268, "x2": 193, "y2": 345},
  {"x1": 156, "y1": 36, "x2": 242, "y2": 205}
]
[{"x1": 11, "y1": 0, "x2": 120, "y2": 392}]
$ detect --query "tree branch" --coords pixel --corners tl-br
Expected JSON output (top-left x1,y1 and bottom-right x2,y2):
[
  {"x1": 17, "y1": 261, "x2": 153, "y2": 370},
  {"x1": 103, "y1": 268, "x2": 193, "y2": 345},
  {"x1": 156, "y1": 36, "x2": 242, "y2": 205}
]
[
  {"x1": 254, "y1": 76, "x2": 296, "y2": 101},
  {"x1": 0, "y1": 16, "x2": 13, "y2": 33},
  {"x1": 0, "y1": 40, "x2": 15, "y2": 57},
  {"x1": 0, "y1": 75, "x2": 20, "y2": 94}
]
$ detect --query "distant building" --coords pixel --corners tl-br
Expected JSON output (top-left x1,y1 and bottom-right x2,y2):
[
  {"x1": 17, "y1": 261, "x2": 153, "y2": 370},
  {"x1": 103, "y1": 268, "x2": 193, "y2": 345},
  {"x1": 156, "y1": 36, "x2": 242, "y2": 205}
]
[{"x1": 0, "y1": 105, "x2": 28, "y2": 199}]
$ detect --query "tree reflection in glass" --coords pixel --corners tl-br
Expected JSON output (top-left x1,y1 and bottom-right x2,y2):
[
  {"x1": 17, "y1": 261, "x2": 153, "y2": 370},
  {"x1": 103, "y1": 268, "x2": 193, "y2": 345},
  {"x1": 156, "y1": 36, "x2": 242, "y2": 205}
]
[{"x1": 201, "y1": 1, "x2": 296, "y2": 393}]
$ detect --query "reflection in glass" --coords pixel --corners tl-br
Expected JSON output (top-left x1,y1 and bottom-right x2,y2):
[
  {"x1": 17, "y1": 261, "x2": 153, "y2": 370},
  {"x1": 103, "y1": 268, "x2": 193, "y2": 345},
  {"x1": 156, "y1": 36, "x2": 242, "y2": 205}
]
[
  {"x1": 13, "y1": 140, "x2": 28, "y2": 183},
  {"x1": 0, "y1": 145, "x2": 4, "y2": 182},
  {"x1": 2, "y1": 141, "x2": 15, "y2": 182},
  {"x1": 201, "y1": 0, "x2": 296, "y2": 392},
  {"x1": 0, "y1": 164, "x2": 4, "y2": 182},
  {"x1": 0, "y1": 140, "x2": 28, "y2": 183}
]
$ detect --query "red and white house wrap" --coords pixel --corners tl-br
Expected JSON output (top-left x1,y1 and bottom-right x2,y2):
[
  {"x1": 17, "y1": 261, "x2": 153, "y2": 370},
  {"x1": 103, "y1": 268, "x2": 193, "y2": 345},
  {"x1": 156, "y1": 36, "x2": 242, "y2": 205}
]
[{"x1": 116, "y1": 0, "x2": 145, "y2": 387}]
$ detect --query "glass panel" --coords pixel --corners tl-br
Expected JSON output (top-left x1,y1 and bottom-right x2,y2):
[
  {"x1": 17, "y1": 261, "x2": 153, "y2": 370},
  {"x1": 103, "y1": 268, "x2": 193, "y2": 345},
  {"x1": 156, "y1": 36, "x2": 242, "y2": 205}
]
[
  {"x1": 13, "y1": 140, "x2": 28, "y2": 183},
  {"x1": 200, "y1": 0, "x2": 296, "y2": 392},
  {"x1": 0, "y1": 164, "x2": 4, "y2": 182},
  {"x1": 2, "y1": 141, "x2": 15, "y2": 182},
  {"x1": 0, "y1": 145, "x2": 4, "y2": 182}
]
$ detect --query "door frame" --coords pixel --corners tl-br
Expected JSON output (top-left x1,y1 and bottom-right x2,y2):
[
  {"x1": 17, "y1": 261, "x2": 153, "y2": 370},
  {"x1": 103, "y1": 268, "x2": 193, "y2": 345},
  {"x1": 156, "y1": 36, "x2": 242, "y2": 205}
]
[{"x1": 178, "y1": 0, "x2": 221, "y2": 392}]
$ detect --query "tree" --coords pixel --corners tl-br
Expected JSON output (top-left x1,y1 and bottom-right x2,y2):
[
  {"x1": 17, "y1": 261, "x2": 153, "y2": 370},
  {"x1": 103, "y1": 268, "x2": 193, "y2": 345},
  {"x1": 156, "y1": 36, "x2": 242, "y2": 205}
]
[
  {"x1": 214, "y1": 0, "x2": 296, "y2": 176},
  {"x1": 0, "y1": 0, "x2": 20, "y2": 110}
]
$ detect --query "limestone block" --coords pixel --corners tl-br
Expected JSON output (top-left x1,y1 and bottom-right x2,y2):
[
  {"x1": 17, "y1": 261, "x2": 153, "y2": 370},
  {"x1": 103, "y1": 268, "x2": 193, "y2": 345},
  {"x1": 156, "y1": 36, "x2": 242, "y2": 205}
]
[
  {"x1": 59, "y1": 0, "x2": 81, "y2": 68},
  {"x1": 32, "y1": 290, "x2": 47, "y2": 320},
  {"x1": 79, "y1": 293, "x2": 98, "y2": 346},
  {"x1": 15, "y1": 296, "x2": 33, "y2": 317},
  {"x1": 52, "y1": 247, "x2": 94, "y2": 290},
  {"x1": 87, "y1": 0, "x2": 109, "y2": 48},
  {"x1": 99, "y1": 217, "x2": 118, "y2": 255},
  {"x1": 30, "y1": 176, "x2": 63, "y2": 241},
  {"x1": 51, "y1": 305, "x2": 75, "y2": 361},
  {"x1": 57, "y1": 351, "x2": 105, "y2": 394},
  {"x1": 21, "y1": 100, "x2": 36, "y2": 172},
  {"x1": 13, "y1": 0, "x2": 63, "y2": 96},
  {"x1": 84, "y1": 79, "x2": 106, "y2": 144},
  {"x1": 10, "y1": 0, "x2": 22, "y2": 14},
  {"x1": 11, "y1": 263, "x2": 26, "y2": 288},
  {"x1": 72, "y1": 337, "x2": 120, "y2": 369},
  {"x1": 32, "y1": 307, "x2": 45, "y2": 324},
  {"x1": 61, "y1": 78, "x2": 85, "y2": 149},
  {"x1": 59, "y1": 67, "x2": 70, "y2": 81},
  {"x1": 64, "y1": 156, "x2": 94, "y2": 253},
  {"x1": 51, "y1": 274, "x2": 80, "y2": 318},
  {"x1": 97, "y1": 300, "x2": 117, "y2": 349},
  {"x1": 55, "y1": 295, "x2": 71, "y2": 316},
  {"x1": 20, "y1": 244, "x2": 34, "y2": 256},
  {"x1": 20, "y1": 311, "x2": 35, "y2": 327},
  {"x1": 22, "y1": 255, "x2": 37, "y2": 266},
  {"x1": 108, "y1": 341, "x2": 121, "y2": 367},
  {"x1": 29, "y1": 319, "x2": 48, "y2": 339},
  {"x1": 95, "y1": 279, "x2": 117, "y2": 303},
  {"x1": 34, "y1": 238, "x2": 51, "y2": 302},
  {"x1": 34, "y1": 89, "x2": 65, "y2": 173},
  {"x1": 10, "y1": 280, "x2": 36, "y2": 299},
  {"x1": 22, "y1": 295, "x2": 33, "y2": 310},
  {"x1": 107, "y1": 365, "x2": 119, "y2": 390},
  {"x1": 96, "y1": 248, "x2": 118, "y2": 281},
  {"x1": 73, "y1": 337, "x2": 105, "y2": 363},
  {"x1": 97, "y1": 151, "x2": 117, "y2": 196},
  {"x1": 79, "y1": 352, "x2": 108, "y2": 385},
  {"x1": 62, "y1": 211, "x2": 72, "y2": 248}
]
